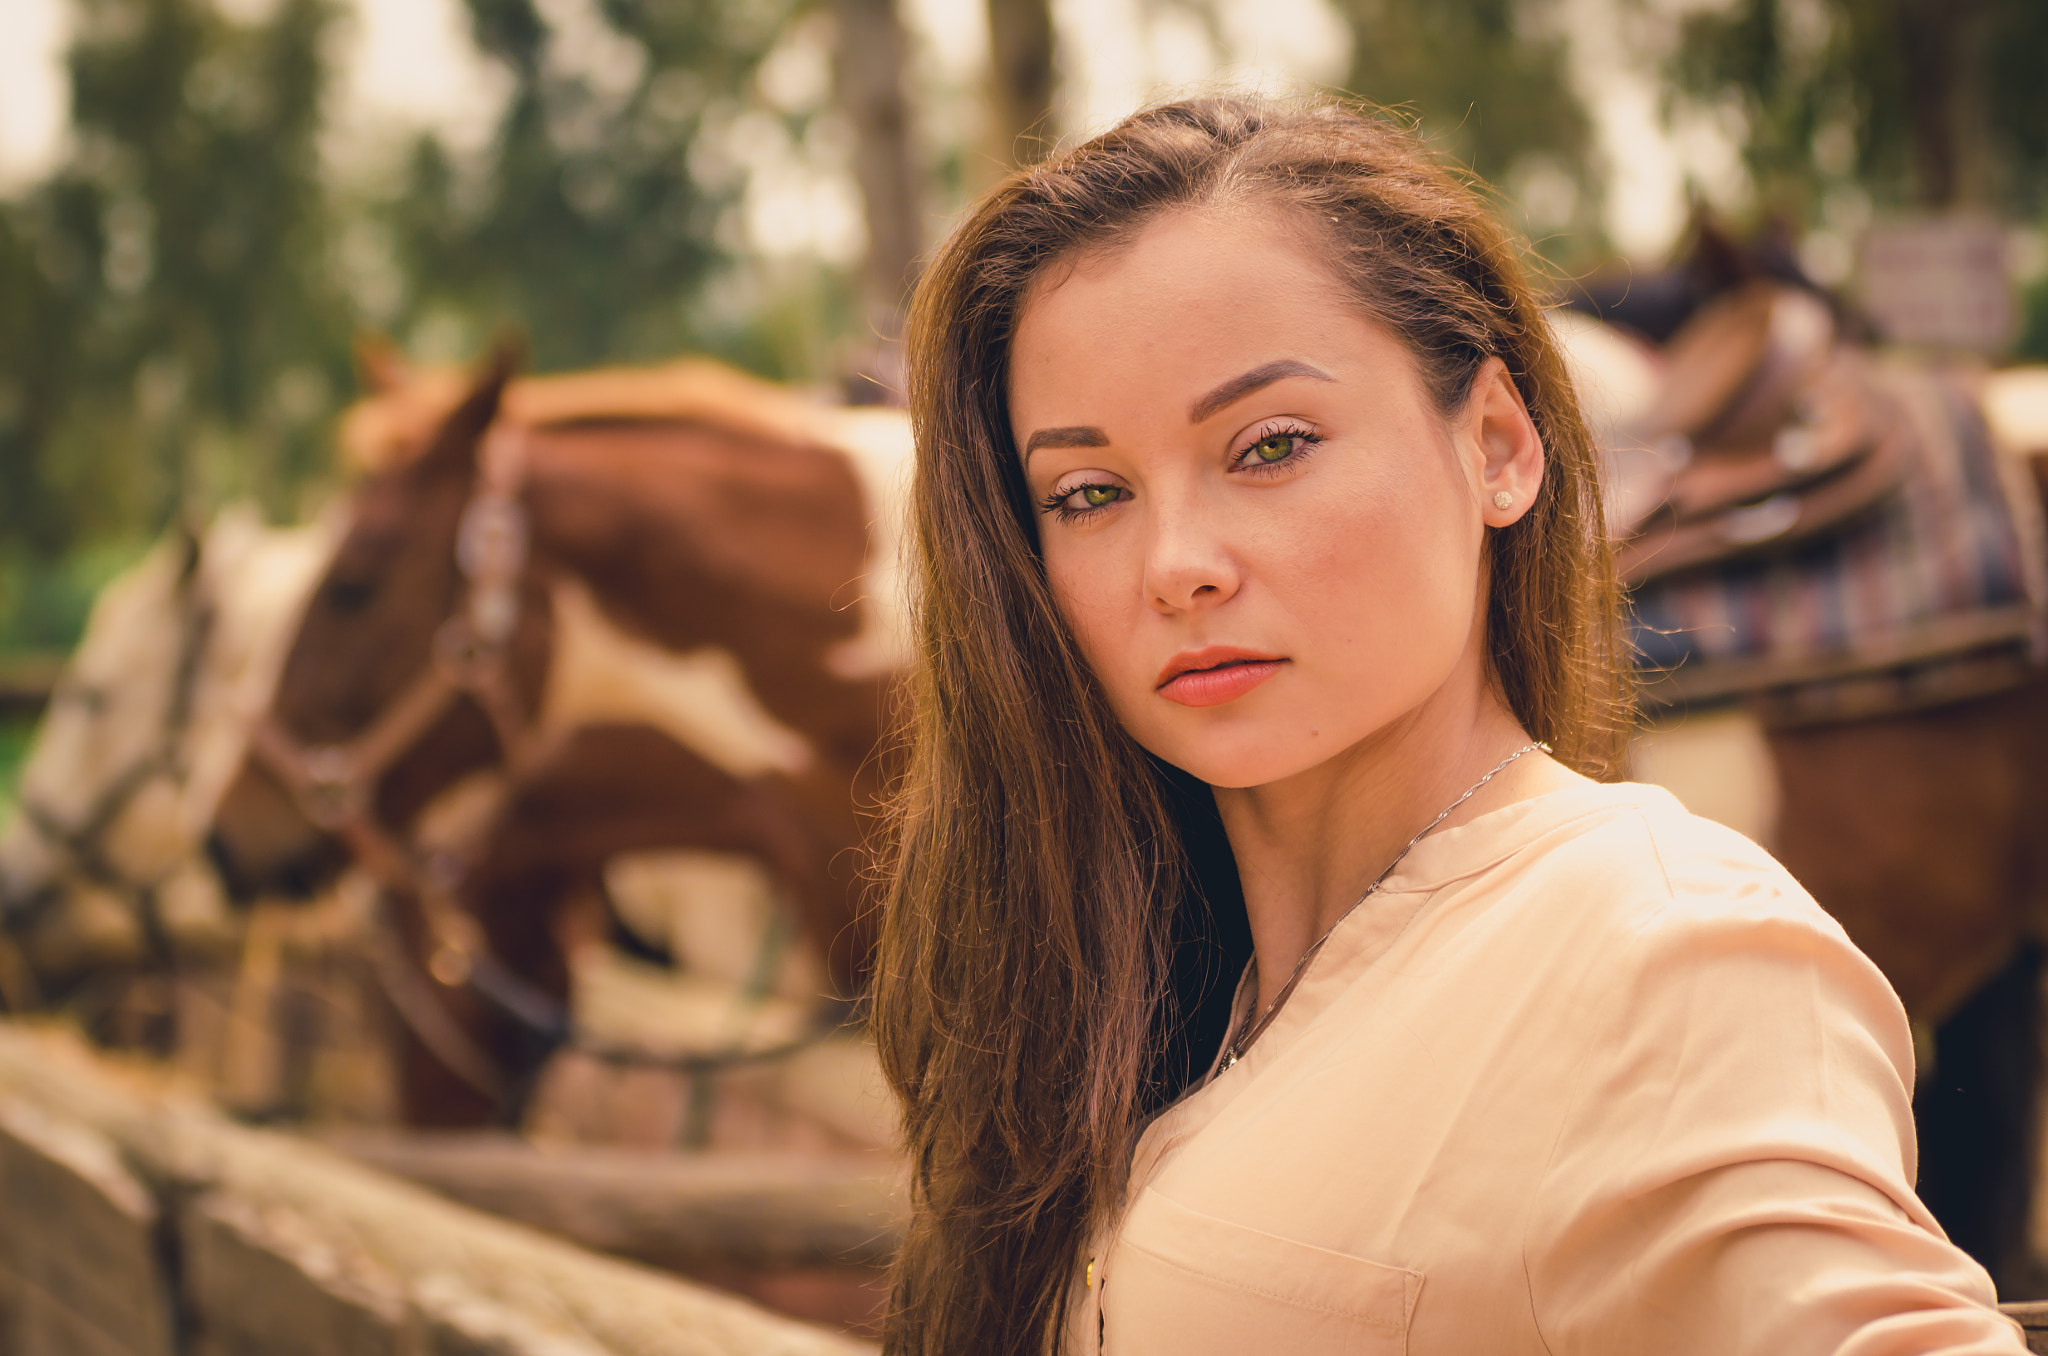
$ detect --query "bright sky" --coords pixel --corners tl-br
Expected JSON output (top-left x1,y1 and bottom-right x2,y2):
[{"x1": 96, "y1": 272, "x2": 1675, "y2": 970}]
[
  {"x1": 0, "y1": 0, "x2": 69, "y2": 192},
  {"x1": 0, "y1": 0, "x2": 1736, "y2": 259}
]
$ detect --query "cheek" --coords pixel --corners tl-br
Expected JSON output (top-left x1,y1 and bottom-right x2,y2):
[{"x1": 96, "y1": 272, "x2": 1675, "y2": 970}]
[
  {"x1": 1241, "y1": 432, "x2": 1469, "y2": 606},
  {"x1": 1295, "y1": 491, "x2": 1478, "y2": 637},
  {"x1": 1045, "y1": 544, "x2": 1141, "y2": 681},
  {"x1": 1288, "y1": 473, "x2": 1483, "y2": 684}
]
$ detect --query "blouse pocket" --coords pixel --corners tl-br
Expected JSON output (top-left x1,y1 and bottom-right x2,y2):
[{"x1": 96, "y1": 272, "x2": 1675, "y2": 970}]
[{"x1": 1101, "y1": 1189, "x2": 1422, "y2": 1356}]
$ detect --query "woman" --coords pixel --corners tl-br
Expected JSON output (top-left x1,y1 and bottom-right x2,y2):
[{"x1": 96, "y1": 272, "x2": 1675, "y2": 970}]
[{"x1": 872, "y1": 94, "x2": 2024, "y2": 1355}]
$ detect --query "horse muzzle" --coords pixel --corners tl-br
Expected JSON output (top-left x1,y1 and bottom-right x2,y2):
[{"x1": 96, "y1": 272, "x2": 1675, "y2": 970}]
[{"x1": 206, "y1": 762, "x2": 352, "y2": 902}]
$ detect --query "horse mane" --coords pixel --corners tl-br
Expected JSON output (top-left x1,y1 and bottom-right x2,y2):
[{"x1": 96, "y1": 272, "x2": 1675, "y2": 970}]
[{"x1": 339, "y1": 353, "x2": 831, "y2": 474}]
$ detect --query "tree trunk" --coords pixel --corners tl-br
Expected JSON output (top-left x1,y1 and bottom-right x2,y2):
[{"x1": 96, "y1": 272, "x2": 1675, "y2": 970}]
[
  {"x1": 828, "y1": 0, "x2": 924, "y2": 339},
  {"x1": 1900, "y1": 0, "x2": 1994, "y2": 208},
  {"x1": 985, "y1": 0, "x2": 1057, "y2": 170}
]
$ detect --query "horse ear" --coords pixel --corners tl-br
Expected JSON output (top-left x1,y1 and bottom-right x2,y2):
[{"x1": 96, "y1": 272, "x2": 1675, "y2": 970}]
[
  {"x1": 172, "y1": 513, "x2": 204, "y2": 583},
  {"x1": 414, "y1": 335, "x2": 525, "y2": 484},
  {"x1": 483, "y1": 328, "x2": 526, "y2": 387},
  {"x1": 1681, "y1": 205, "x2": 1753, "y2": 295},
  {"x1": 354, "y1": 334, "x2": 411, "y2": 395}
]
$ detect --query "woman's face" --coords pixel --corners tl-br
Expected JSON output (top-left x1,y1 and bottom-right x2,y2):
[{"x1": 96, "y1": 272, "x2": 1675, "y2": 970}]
[{"x1": 1009, "y1": 207, "x2": 1539, "y2": 790}]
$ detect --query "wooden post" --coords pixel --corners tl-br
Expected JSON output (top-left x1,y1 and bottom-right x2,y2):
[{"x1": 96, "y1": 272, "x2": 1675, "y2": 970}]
[{"x1": 0, "y1": 1095, "x2": 176, "y2": 1356}]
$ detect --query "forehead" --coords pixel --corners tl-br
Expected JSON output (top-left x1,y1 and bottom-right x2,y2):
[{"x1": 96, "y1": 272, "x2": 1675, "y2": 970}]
[{"x1": 1008, "y1": 207, "x2": 1393, "y2": 418}]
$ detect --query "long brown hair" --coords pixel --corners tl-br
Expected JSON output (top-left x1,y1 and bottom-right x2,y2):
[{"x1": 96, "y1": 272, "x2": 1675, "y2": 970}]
[{"x1": 872, "y1": 92, "x2": 1629, "y2": 1356}]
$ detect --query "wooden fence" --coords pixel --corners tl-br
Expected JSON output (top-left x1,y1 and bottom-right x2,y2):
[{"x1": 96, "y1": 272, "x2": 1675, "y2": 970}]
[{"x1": 0, "y1": 1022, "x2": 875, "y2": 1356}]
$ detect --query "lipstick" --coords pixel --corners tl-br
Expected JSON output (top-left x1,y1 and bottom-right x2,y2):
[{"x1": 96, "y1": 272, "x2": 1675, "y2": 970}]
[{"x1": 1155, "y1": 647, "x2": 1286, "y2": 708}]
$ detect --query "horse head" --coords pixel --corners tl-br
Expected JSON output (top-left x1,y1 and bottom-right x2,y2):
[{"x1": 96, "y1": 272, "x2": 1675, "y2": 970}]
[
  {"x1": 0, "y1": 505, "x2": 334, "y2": 1009},
  {"x1": 207, "y1": 339, "x2": 540, "y2": 905}
]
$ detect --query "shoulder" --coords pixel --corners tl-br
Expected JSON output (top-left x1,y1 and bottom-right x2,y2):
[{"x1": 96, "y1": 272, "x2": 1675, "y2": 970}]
[
  {"x1": 1510, "y1": 780, "x2": 1855, "y2": 951},
  {"x1": 1505, "y1": 781, "x2": 1916, "y2": 1097},
  {"x1": 1489, "y1": 782, "x2": 1909, "y2": 1065},
  {"x1": 1516, "y1": 795, "x2": 2003, "y2": 1354}
]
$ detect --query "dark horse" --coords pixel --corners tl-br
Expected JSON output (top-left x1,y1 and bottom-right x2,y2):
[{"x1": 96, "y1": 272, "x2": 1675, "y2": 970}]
[
  {"x1": 1580, "y1": 230, "x2": 2048, "y2": 1291},
  {"x1": 208, "y1": 347, "x2": 899, "y2": 1126}
]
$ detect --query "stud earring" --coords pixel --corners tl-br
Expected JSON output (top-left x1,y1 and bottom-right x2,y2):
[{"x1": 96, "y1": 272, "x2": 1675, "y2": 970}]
[{"x1": 1493, "y1": 490, "x2": 1513, "y2": 509}]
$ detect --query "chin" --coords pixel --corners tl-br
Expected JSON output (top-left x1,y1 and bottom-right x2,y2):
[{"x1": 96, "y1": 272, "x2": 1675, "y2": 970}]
[{"x1": 1144, "y1": 726, "x2": 1335, "y2": 791}]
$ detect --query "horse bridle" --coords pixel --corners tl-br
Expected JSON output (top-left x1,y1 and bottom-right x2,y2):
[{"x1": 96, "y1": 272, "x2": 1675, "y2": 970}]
[
  {"x1": 245, "y1": 423, "x2": 561, "y2": 1101},
  {"x1": 9, "y1": 560, "x2": 215, "y2": 962},
  {"x1": 247, "y1": 425, "x2": 836, "y2": 1109}
]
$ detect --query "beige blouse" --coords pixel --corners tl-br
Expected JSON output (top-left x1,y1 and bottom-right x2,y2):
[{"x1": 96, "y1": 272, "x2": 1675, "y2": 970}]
[{"x1": 1068, "y1": 781, "x2": 2026, "y2": 1355}]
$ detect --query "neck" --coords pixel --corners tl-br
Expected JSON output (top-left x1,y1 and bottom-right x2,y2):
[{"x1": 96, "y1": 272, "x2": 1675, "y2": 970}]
[{"x1": 1212, "y1": 673, "x2": 1574, "y2": 1015}]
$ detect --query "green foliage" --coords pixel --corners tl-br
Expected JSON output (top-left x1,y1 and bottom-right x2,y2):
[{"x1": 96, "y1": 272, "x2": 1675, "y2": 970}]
[
  {"x1": 0, "y1": 541, "x2": 144, "y2": 654},
  {"x1": 1671, "y1": 0, "x2": 2048, "y2": 214},
  {"x1": 0, "y1": 711, "x2": 37, "y2": 822},
  {"x1": 0, "y1": 0, "x2": 834, "y2": 657},
  {"x1": 1328, "y1": 0, "x2": 1601, "y2": 254},
  {"x1": 2017, "y1": 272, "x2": 2048, "y2": 365},
  {"x1": 0, "y1": 0, "x2": 350, "y2": 652},
  {"x1": 373, "y1": 0, "x2": 810, "y2": 375}
]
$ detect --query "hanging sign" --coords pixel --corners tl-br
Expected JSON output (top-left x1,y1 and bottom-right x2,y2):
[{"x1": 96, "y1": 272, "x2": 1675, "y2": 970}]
[{"x1": 1858, "y1": 217, "x2": 2017, "y2": 353}]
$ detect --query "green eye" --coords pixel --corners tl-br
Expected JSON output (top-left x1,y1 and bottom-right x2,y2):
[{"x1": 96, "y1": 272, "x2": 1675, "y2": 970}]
[
  {"x1": 1082, "y1": 485, "x2": 1120, "y2": 507},
  {"x1": 1253, "y1": 434, "x2": 1293, "y2": 463}
]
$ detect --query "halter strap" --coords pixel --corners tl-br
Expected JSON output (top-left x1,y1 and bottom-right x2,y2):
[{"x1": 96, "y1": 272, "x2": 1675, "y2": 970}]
[{"x1": 10, "y1": 571, "x2": 216, "y2": 958}]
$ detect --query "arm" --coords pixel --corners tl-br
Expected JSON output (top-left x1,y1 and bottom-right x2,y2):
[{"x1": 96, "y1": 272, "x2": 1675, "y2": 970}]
[{"x1": 1524, "y1": 876, "x2": 2026, "y2": 1355}]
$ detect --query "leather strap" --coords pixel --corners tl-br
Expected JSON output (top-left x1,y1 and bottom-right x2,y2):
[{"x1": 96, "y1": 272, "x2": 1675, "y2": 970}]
[{"x1": 11, "y1": 575, "x2": 216, "y2": 959}]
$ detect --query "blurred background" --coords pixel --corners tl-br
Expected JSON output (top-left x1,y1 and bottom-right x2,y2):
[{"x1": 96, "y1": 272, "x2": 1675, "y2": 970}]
[
  {"x1": 1, "y1": 0, "x2": 2045, "y2": 787},
  {"x1": 2, "y1": 2, "x2": 2048, "y2": 1340}
]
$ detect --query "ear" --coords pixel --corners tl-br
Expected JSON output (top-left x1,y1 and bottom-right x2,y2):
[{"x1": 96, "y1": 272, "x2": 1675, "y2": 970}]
[
  {"x1": 1460, "y1": 359, "x2": 1545, "y2": 530},
  {"x1": 413, "y1": 336, "x2": 524, "y2": 484},
  {"x1": 354, "y1": 334, "x2": 411, "y2": 395}
]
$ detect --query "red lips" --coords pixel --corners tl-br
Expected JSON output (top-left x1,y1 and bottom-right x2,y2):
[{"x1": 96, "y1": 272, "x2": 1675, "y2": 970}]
[{"x1": 1155, "y1": 646, "x2": 1287, "y2": 707}]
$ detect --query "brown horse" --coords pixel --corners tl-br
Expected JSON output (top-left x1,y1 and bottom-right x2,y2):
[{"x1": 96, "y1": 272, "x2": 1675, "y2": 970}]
[
  {"x1": 1571, "y1": 247, "x2": 2048, "y2": 1291},
  {"x1": 1766, "y1": 588, "x2": 2048, "y2": 1295},
  {"x1": 207, "y1": 346, "x2": 902, "y2": 1126}
]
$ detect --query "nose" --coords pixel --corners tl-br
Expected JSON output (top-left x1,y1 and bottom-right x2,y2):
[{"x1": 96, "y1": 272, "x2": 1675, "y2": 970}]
[{"x1": 1142, "y1": 494, "x2": 1242, "y2": 615}]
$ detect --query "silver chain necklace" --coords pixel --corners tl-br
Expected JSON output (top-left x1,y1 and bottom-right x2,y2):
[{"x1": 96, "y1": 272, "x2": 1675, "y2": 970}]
[{"x1": 1218, "y1": 741, "x2": 1550, "y2": 1072}]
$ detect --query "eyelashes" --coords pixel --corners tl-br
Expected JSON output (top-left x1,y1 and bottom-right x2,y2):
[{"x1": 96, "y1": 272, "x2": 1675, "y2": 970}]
[
  {"x1": 1036, "y1": 420, "x2": 1323, "y2": 522},
  {"x1": 1230, "y1": 421, "x2": 1321, "y2": 475},
  {"x1": 1037, "y1": 482, "x2": 1126, "y2": 522}
]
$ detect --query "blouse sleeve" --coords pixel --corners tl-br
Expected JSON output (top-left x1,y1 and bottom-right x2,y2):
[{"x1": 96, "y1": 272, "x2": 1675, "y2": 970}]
[{"x1": 1522, "y1": 851, "x2": 2028, "y2": 1356}]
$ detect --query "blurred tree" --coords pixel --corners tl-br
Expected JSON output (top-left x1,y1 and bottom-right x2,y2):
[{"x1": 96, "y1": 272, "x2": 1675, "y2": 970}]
[
  {"x1": 985, "y1": 0, "x2": 1057, "y2": 170},
  {"x1": 828, "y1": 0, "x2": 923, "y2": 349},
  {"x1": 0, "y1": 0, "x2": 349, "y2": 650},
  {"x1": 1671, "y1": 0, "x2": 2048, "y2": 214},
  {"x1": 377, "y1": 0, "x2": 808, "y2": 374},
  {"x1": 0, "y1": 0, "x2": 842, "y2": 655},
  {"x1": 1329, "y1": 0, "x2": 1601, "y2": 251}
]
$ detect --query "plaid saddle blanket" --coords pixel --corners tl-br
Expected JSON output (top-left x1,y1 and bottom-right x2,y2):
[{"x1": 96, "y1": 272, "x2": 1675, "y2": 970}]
[{"x1": 1628, "y1": 364, "x2": 2048, "y2": 724}]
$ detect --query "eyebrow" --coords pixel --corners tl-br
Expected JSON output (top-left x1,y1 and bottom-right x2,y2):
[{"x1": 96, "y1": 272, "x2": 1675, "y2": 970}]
[
  {"x1": 1022, "y1": 425, "x2": 1110, "y2": 458},
  {"x1": 1188, "y1": 359, "x2": 1336, "y2": 423},
  {"x1": 1019, "y1": 358, "x2": 1336, "y2": 460}
]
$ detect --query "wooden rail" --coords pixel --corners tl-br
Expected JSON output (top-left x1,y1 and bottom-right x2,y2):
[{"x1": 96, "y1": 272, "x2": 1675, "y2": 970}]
[
  {"x1": 2010, "y1": 1300, "x2": 2048, "y2": 1354},
  {"x1": 0, "y1": 1021, "x2": 874, "y2": 1356}
]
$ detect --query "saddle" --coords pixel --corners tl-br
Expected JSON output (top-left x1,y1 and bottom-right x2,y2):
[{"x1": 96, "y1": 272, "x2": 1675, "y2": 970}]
[
  {"x1": 1609, "y1": 281, "x2": 2047, "y2": 722},
  {"x1": 1612, "y1": 282, "x2": 1910, "y2": 586}
]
